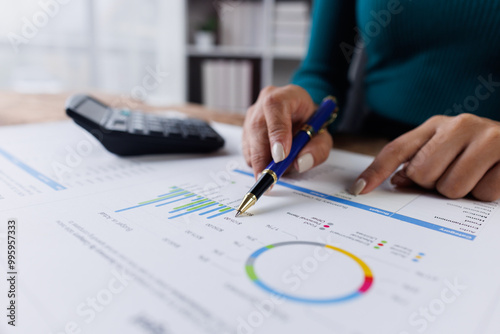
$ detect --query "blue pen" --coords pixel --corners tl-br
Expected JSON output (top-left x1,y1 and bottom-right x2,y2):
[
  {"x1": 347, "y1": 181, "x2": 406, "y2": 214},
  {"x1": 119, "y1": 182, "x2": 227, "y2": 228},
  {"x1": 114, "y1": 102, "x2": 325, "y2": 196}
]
[{"x1": 235, "y1": 96, "x2": 338, "y2": 216}]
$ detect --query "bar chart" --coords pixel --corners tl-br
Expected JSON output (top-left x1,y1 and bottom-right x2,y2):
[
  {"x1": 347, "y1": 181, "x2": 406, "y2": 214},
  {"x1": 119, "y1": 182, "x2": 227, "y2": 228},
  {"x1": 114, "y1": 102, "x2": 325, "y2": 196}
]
[{"x1": 115, "y1": 186, "x2": 235, "y2": 219}]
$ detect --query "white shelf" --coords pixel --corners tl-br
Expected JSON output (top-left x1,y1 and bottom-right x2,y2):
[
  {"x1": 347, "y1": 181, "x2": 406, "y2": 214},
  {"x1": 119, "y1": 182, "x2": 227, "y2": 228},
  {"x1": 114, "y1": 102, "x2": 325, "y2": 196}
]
[
  {"x1": 186, "y1": 0, "x2": 311, "y2": 101},
  {"x1": 187, "y1": 44, "x2": 306, "y2": 61},
  {"x1": 188, "y1": 45, "x2": 307, "y2": 60},
  {"x1": 187, "y1": 45, "x2": 265, "y2": 58},
  {"x1": 272, "y1": 46, "x2": 307, "y2": 60}
]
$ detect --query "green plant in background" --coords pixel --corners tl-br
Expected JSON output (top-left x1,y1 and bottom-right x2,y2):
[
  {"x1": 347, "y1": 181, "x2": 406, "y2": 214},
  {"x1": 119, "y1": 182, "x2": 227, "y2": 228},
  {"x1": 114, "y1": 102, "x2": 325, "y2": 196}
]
[{"x1": 199, "y1": 16, "x2": 218, "y2": 32}]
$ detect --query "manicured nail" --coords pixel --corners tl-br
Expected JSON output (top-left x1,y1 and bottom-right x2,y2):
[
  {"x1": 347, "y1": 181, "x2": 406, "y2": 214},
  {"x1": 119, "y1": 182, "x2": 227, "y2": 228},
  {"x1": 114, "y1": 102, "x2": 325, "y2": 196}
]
[
  {"x1": 350, "y1": 178, "x2": 366, "y2": 196},
  {"x1": 272, "y1": 142, "x2": 286, "y2": 162},
  {"x1": 297, "y1": 153, "x2": 314, "y2": 173}
]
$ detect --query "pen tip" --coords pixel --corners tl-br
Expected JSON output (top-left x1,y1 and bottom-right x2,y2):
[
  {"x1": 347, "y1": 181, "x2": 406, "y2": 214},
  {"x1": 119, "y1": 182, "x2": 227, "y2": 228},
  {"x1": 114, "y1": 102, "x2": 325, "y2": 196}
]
[{"x1": 235, "y1": 211, "x2": 241, "y2": 217}]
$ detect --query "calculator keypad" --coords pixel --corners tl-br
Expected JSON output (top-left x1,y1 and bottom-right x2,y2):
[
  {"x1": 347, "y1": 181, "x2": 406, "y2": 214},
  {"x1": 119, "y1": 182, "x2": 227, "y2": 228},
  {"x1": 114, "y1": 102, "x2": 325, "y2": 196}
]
[
  {"x1": 68, "y1": 96, "x2": 224, "y2": 155},
  {"x1": 106, "y1": 109, "x2": 221, "y2": 142}
]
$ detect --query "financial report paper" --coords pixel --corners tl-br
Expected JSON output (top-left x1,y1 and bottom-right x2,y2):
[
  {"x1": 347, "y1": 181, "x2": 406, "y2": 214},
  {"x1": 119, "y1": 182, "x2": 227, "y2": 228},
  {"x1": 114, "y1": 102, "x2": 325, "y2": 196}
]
[{"x1": 0, "y1": 121, "x2": 499, "y2": 334}]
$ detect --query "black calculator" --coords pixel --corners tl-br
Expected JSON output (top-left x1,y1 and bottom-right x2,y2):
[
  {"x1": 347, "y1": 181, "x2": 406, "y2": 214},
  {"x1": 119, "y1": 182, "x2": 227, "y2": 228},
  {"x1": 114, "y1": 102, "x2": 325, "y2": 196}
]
[{"x1": 65, "y1": 94, "x2": 225, "y2": 156}]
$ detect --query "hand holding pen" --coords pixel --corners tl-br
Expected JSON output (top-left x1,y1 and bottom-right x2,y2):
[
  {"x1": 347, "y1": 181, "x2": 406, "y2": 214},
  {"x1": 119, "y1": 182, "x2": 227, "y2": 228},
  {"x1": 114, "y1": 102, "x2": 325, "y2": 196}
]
[
  {"x1": 242, "y1": 85, "x2": 500, "y2": 205},
  {"x1": 237, "y1": 90, "x2": 338, "y2": 215},
  {"x1": 242, "y1": 85, "x2": 335, "y2": 179}
]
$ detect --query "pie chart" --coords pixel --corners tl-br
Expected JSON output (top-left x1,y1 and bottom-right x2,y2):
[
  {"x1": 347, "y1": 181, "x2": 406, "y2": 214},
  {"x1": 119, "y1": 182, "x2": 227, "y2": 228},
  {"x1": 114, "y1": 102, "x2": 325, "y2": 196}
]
[{"x1": 245, "y1": 241, "x2": 374, "y2": 304}]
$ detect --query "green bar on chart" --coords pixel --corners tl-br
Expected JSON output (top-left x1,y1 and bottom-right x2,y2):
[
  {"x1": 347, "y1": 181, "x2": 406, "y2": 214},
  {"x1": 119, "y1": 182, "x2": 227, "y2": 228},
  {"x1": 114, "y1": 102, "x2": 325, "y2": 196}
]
[
  {"x1": 218, "y1": 207, "x2": 233, "y2": 213},
  {"x1": 173, "y1": 199, "x2": 207, "y2": 210},
  {"x1": 138, "y1": 190, "x2": 188, "y2": 205},
  {"x1": 187, "y1": 201, "x2": 216, "y2": 211}
]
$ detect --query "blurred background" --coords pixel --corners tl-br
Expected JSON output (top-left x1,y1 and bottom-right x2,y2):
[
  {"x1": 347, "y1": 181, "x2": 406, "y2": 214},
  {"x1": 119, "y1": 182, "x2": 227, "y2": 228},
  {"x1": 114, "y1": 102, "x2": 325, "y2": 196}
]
[{"x1": 0, "y1": 0, "x2": 312, "y2": 111}]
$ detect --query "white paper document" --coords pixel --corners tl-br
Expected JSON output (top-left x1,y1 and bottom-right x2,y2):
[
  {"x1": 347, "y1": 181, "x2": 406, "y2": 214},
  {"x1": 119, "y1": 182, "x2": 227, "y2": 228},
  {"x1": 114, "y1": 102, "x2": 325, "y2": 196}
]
[{"x1": 1, "y1": 121, "x2": 500, "y2": 334}]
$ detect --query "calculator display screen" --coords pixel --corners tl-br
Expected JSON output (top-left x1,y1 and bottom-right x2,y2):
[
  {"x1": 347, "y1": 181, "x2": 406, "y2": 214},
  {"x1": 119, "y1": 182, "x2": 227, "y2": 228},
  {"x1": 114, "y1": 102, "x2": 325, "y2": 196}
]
[{"x1": 77, "y1": 98, "x2": 108, "y2": 124}]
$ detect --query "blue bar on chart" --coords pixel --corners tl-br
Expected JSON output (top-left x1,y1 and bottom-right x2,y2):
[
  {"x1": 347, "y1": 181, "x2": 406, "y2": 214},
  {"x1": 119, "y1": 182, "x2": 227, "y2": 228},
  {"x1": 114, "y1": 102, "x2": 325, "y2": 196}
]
[
  {"x1": 198, "y1": 204, "x2": 235, "y2": 218},
  {"x1": 233, "y1": 169, "x2": 477, "y2": 241},
  {"x1": 115, "y1": 187, "x2": 192, "y2": 212},
  {"x1": 115, "y1": 186, "x2": 235, "y2": 220},
  {"x1": 206, "y1": 207, "x2": 235, "y2": 219},
  {"x1": 0, "y1": 147, "x2": 66, "y2": 191}
]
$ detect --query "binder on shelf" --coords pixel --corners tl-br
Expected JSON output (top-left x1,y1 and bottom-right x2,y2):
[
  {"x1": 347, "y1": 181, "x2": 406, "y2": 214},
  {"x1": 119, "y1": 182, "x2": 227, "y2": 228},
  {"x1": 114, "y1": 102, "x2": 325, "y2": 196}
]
[
  {"x1": 273, "y1": 1, "x2": 311, "y2": 50},
  {"x1": 218, "y1": 1, "x2": 264, "y2": 48},
  {"x1": 202, "y1": 61, "x2": 217, "y2": 109},
  {"x1": 275, "y1": 1, "x2": 309, "y2": 17},
  {"x1": 215, "y1": 60, "x2": 230, "y2": 110},
  {"x1": 228, "y1": 61, "x2": 239, "y2": 112},
  {"x1": 201, "y1": 59, "x2": 253, "y2": 114},
  {"x1": 240, "y1": 61, "x2": 252, "y2": 114}
]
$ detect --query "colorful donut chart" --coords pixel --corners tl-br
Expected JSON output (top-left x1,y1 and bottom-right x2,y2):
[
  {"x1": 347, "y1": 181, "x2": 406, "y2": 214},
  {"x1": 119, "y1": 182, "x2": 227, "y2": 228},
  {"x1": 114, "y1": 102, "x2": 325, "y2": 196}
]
[{"x1": 245, "y1": 241, "x2": 373, "y2": 304}]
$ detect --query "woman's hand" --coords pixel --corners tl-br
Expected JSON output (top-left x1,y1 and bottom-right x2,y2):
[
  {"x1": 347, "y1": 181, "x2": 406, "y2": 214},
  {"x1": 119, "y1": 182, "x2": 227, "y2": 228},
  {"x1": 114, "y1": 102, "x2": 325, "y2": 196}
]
[
  {"x1": 352, "y1": 113, "x2": 500, "y2": 201},
  {"x1": 242, "y1": 85, "x2": 333, "y2": 178}
]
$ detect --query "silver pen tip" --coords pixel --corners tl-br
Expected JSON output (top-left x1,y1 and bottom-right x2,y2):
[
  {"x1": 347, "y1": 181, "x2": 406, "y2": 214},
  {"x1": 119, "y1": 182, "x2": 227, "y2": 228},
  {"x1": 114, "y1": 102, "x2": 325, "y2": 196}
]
[{"x1": 235, "y1": 211, "x2": 241, "y2": 217}]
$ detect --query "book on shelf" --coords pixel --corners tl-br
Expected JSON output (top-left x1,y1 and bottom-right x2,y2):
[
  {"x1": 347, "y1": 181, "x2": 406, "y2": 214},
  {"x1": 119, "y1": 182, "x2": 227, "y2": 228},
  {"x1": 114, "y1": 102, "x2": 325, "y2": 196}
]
[
  {"x1": 217, "y1": 0, "x2": 310, "y2": 51},
  {"x1": 274, "y1": 1, "x2": 311, "y2": 50},
  {"x1": 275, "y1": 1, "x2": 309, "y2": 18},
  {"x1": 218, "y1": 1, "x2": 264, "y2": 48},
  {"x1": 202, "y1": 59, "x2": 253, "y2": 113}
]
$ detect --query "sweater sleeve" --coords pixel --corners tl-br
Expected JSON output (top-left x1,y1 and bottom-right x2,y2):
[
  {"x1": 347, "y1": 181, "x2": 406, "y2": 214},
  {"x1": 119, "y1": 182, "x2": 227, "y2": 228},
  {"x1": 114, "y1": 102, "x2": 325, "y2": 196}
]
[{"x1": 291, "y1": 0, "x2": 357, "y2": 108}]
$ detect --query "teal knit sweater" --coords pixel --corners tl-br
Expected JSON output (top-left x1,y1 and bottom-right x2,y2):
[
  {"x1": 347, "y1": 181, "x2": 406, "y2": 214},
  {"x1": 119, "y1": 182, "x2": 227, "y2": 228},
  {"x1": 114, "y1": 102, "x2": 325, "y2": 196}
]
[{"x1": 292, "y1": 0, "x2": 500, "y2": 126}]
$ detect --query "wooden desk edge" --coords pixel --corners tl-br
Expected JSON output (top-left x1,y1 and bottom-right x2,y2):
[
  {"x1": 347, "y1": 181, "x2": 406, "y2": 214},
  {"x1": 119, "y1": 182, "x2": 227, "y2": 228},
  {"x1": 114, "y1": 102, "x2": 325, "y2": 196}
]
[{"x1": 0, "y1": 91, "x2": 388, "y2": 156}]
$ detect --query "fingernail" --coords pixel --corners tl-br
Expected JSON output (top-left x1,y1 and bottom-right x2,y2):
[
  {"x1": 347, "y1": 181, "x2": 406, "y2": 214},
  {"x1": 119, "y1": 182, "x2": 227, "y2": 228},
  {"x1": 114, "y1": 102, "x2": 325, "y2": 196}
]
[
  {"x1": 272, "y1": 142, "x2": 286, "y2": 162},
  {"x1": 349, "y1": 178, "x2": 366, "y2": 196},
  {"x1": 297, "y1": 153, "x2": 314, "y2": 173}
]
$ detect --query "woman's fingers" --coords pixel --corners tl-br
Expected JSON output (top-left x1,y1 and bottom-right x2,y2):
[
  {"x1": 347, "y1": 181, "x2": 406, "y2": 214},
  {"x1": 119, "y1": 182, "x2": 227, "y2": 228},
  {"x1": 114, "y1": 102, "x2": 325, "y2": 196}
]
[
  {"x1": 242, "y1": 85, "x2": 316, "y2": 178},
  {"x1": 294, "y1": 130, "x2": 334, "y2": 173},
  {"x1": 352, "y1": 116, "x2": 439, "y2": 195},
  {"x1": 390, "y1": 163, "x2": 416, "y2": 188},
  {"x1": 354, "y1": 113, "x2": 500, "y2": 202},
  {"x1": 472, "y1": 163, "x2": 500, "y2": 201},
  {"x1": 402, "y1": 130, "x2": 468, "y2": 189},
  {"x1": 435, "y1": 125, "x2": 500, "y2": 198},
  {"x1": 244, "y1": 109, "x2": 272, "y2": 178},
  {"x1": 262, "y1": 93, "x2": 293, "y2": 162}
]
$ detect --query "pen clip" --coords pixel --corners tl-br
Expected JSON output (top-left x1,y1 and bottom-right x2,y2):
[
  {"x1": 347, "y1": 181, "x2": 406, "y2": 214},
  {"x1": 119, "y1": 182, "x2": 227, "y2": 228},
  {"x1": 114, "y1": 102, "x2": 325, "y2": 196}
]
[
  {"x1": 301, "y1": 97, "x2": 339, "y2": 137},
  {"x1": 320, "y1": 110, "x2": 338, "y2": 132},
  {"x1": 319, "y1": 98, "x2": 339, "y2": 133}
]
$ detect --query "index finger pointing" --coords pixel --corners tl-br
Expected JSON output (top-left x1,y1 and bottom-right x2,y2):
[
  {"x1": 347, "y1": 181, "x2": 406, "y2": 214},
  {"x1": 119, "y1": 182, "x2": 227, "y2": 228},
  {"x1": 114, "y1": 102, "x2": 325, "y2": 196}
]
[{"x1": 352, "y1": 120, "x2": 438, "y2": 195}]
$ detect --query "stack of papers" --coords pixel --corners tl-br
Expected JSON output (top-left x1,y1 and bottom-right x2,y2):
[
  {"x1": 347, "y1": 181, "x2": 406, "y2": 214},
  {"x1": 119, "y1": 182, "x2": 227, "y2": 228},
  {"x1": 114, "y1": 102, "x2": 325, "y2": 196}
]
[{"x1": 1, "y1": 121, "x2": 499, "y2": 333}]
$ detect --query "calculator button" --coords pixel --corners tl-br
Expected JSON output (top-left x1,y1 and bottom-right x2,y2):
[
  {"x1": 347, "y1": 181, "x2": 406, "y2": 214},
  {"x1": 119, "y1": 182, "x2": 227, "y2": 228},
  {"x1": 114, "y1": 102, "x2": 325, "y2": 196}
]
[
  {"x1": 147, "y1": 125, "x2": 164, "y2": 136},
  {"x1": 120, "y1": 109, "x2": 131, "y2": 116},
  {"x1": 105, "y1": 115, "x2": 128, "y2": 131},
  {"x1": 164, "y1": 125, "x2": 183, "y2": 138},
  {"x1": 110, "y1": 123, "x2": 128, "y2": 132},
  {"x1": 133, "y1": 122, "x2": 144, "y2": 129},
  {"x1": 146, "y1": 116, "x2": 161, "y2": 123},
  {"x1": 129, "y1": 120, "x2": 146, "y2": 134},
  {"x1": 112, "y1": 125, "x2": 127, "y2": 132},
  {"x1": 179, "y1": 126, "x2": 191, "y2": 138},
  {"x1": 184, "y1": 126, "x2": 199, "y2": 135},
  {"x1": 148, "y1": 122, "x2": 162, "y2": 129}
]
